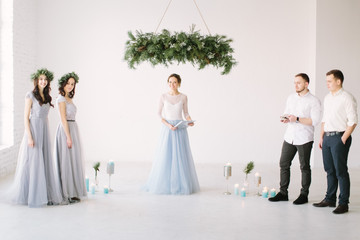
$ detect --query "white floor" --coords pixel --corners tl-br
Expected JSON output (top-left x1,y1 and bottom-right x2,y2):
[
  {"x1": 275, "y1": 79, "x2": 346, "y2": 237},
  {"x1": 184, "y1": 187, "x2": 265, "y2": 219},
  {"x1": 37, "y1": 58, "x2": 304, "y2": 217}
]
[{"x1": 0, "y1": 162, "x2": 360, "y2": 240}]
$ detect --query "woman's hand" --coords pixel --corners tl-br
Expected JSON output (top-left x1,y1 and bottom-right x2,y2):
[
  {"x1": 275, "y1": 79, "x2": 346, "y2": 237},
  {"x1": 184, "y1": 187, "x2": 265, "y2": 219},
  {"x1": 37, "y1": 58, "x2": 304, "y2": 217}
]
[
  {"x1": 188, "y1": 122, "x2": 195, "y2": 127},
  {"x1": 28, "y1": 137, "x2": 34, "y2": 147},
  {"x1": 169, "y1": 125, "x2": 178, "y2": 131},
  {"x1": 67, "y1": 137, "x2": 73, "y2": 148}
]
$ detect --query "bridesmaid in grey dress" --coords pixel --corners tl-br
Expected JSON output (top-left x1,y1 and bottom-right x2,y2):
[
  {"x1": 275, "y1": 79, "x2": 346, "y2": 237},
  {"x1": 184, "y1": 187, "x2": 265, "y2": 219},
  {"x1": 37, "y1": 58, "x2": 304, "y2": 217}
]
[
  {"x1": 54, "y1": 72, "x2": 87, "y2": 203},
  {"x1": 8, "y1": 68, "x2": 63, "y2": 207}
]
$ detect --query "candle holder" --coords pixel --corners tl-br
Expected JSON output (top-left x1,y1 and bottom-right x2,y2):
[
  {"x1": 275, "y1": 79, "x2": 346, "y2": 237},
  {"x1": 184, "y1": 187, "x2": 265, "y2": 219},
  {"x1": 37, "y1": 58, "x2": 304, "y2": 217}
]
[
  {"x1": 223, "y1": 163, "x2": 232, "y2": 195},
  {"x1": 262, "y1": 186, "x2": 269, "y2": 198},
  {"x1": 90, "y1": 183, "x2": 96, "y2": 194},
  {"x1": 104, "y1": 185, "x2": 109, "y2": 194},
  {"x1": 240, "y1": 187, "x2": 246, "y2": 197},
  {"x1": 254, "y1": 172, "x2": 261, "y2": 196},
  {"x1": 234, "y1": 184, "x2": 240, "y2": 196},
  {"x1": 85, "y1": 176, "x2": 89, "y2": 192},
  {"x1": 270, "y1": 188, "x2": 276, "y2": 198},
  {"x1": 106, "y1": 160, "x2": 115, "y2": 192}
]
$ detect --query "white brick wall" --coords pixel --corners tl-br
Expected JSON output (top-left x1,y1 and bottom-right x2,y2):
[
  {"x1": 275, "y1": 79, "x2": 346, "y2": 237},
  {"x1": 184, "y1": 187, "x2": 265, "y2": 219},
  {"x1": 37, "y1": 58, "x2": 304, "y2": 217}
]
[{"x1": 0, "y1": 0, "x2": 37, "y2": 178}]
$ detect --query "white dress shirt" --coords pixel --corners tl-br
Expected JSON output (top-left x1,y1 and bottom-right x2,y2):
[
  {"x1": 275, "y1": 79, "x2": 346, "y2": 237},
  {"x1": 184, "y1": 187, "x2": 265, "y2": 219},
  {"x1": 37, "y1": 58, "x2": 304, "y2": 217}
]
[
  {"x1": 283, "y1": 91, "x2": 321, "y2": 145},
  {"x1": 322, "y1": 88, "x2": 358, "y2": 132}
]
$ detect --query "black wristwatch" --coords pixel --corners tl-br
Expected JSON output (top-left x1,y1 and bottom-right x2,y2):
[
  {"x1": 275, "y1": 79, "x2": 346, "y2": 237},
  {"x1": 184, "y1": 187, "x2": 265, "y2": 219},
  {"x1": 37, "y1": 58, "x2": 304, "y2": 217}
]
[{"x1": 296, "y1": 116, "x2": 299, "y2": 123}]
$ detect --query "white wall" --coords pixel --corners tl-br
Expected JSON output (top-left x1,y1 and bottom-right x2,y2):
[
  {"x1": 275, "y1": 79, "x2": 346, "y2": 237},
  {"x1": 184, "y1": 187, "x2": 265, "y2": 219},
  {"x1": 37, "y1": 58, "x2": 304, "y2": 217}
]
[
  {"x1": 315, "y1": 0, "x2": 360, "y2": 167},
  {"x1": 33, "y1": 0, "x2": 318, "y2": 168},
  {"x1": 0, "y1": 0, "x2": 37, "y2": 177},
  {"x1": 2, "y1": 0, "x2": 359, "y2": 178}
]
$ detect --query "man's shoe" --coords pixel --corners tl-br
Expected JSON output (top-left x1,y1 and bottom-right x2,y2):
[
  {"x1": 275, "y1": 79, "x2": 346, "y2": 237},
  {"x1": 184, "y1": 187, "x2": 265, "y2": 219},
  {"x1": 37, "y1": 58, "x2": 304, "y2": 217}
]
[
  {"x1": 268, "y1": 192, "x2": 288, "y2": 202},
  {"x1": 333, "y1": 204, "x2": 349, "y2": 214},
  {"x1": 313, "y1": 199, "x2": 336, "y2": 207},
  {"x1": 293, "y1": 194, "x2": 308, "y2": 205}
]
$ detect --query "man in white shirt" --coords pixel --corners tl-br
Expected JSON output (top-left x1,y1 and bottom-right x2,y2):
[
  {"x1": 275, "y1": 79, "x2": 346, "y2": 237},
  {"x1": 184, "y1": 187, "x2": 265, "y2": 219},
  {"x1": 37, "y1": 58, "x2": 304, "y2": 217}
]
[
  {"x1": 269, "y1": 73, "x2": 321, "y2": 204},
  {"x1": 313, "y1": 69, "x2": 358, "y2": 214}
]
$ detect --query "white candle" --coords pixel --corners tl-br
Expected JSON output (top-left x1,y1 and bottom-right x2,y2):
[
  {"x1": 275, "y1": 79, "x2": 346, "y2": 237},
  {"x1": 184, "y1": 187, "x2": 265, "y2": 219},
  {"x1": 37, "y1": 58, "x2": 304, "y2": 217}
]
[
  {"x1": 234, "y1": 184, "x2": 240, "y2": 195},
  {"x1": 270, "y1": 188, "x2": 276, "y2": 197},
  {"x1": 90, "y1": 183, "x2": 96, "y2": 194},
  {"x1": 240, "y1": 187, "x2": 246, "y2": 197},
  {"x1": 262, "y1": 186, "x2": 268, "y2": 198},
  {"x1": 107, "y1": 159, "x2": 115, "y2": 174},
  {"x1": 85, "y1": 176, "x2": 89, "y2": 192},
  {"x1": 104, "y1": 185, "x2": 109, "y2": 194}
]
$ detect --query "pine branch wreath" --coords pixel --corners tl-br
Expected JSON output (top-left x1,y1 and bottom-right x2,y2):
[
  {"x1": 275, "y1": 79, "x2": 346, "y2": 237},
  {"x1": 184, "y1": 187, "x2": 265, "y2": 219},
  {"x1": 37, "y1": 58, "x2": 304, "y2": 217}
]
[{"x1": 124, "y1": 27, "x2": 237, "y2": 75}]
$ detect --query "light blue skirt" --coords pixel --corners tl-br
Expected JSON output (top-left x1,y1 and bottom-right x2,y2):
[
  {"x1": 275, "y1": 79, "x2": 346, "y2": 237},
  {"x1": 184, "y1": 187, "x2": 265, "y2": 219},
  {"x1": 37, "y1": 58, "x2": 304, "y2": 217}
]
[{"x1": 144, "y1": 120, "x2": 200, "y2": 195}]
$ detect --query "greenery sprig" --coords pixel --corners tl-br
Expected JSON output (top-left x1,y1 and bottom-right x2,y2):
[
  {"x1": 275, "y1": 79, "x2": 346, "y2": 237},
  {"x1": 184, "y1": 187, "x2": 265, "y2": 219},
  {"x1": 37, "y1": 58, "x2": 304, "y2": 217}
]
[
  {"x1": 93, "y1": 162, "x2": 100, "y2": 177},
  {"x1": 243, "y1": 161, "x2": 254, "y2": 175},
  {"x1": 58, "y1": 72, "x2": 79, "y2": 87},
  {"x1": 124, "y1": 26, "x2": 237, "y2": 75},
  {"x1": 31, "y1": 68, "x2": 54, "y2": 82}
]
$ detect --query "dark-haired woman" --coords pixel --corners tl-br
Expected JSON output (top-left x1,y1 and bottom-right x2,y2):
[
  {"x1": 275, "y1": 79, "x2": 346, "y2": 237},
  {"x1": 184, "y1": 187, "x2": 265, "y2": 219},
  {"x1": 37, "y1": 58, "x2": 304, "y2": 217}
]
[
  {"x1": 8, "y1": 68, "x2": 63, "y2": 207},
  {"x1": 144, "y1": 73, "x2": 200, "y2": 195},
  {"x1": 54, "y1": 72, "x2": 86, "y2": 204}
]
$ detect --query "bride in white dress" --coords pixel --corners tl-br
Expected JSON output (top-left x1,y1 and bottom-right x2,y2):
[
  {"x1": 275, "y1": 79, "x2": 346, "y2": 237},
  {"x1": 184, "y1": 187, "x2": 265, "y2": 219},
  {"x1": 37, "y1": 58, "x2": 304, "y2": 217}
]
[{"x1": 144, "y1": 73, "x2": 200, "y2": 195}]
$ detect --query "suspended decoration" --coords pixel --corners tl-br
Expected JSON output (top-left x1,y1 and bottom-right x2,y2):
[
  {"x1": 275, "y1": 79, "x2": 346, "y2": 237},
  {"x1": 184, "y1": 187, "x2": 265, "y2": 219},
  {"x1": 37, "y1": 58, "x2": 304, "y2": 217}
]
[{"x1": 124, "y1": 0, "x2": 237, "y2": 75}]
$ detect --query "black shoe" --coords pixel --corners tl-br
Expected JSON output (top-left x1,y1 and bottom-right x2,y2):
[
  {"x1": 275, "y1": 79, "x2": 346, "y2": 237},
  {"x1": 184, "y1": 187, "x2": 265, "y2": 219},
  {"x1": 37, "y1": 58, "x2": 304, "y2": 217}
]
[
  {"x1": 68, "y1": 198, "x2": 80, "y2": 204},
  {"x1": 313, "y1": 199, "x2": 336, "y2": 207},
  {"x1": 71, "y1": 197, "x2": 81, "y2": 202},
  {"x1": 293, "y1": 194, "x2": 308, "y2": 205},
  {"x1": 268, "y1": 192, "x2": 288, "y2": 202},
  {"x1": 333, "y1": 204, "x2": 349, "y2": 214}
]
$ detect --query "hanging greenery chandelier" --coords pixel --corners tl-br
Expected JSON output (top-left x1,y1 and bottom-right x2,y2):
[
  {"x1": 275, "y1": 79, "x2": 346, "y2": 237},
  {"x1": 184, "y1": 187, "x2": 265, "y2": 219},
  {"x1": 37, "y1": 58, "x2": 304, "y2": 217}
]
[
  {"x1": 124, "y1": 0, "x2": 237, "y2": 75},
  {"x1": 124, "y1": 26, "x2": 236, "y2": 75}
]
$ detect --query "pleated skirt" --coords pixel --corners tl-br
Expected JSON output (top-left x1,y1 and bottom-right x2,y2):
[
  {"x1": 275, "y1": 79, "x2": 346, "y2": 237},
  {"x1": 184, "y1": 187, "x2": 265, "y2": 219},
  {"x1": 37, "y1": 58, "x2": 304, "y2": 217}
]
[
  {"x1": 54, "y1": 121, "x2": 87, "y2": 201},
  {"x1": 8, "y1": 118, "x2": 63, "y2": 207}
]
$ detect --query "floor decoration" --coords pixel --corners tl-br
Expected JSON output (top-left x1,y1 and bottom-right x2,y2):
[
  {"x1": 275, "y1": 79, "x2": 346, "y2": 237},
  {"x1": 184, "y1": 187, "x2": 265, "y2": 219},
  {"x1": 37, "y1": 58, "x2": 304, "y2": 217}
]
[{"x1": 223, "y1": 162, "x2": 232, "y2": 195}]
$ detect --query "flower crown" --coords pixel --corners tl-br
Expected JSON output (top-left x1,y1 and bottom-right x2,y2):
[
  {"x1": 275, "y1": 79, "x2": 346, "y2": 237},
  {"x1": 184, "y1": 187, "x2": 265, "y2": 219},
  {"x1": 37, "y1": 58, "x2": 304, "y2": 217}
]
[
  {"x1": 30, "y1": 68, "x2": 54, "y2": 82},
  {"x1": 58, "y1": 72, "x2": 79, "y2": 87}
]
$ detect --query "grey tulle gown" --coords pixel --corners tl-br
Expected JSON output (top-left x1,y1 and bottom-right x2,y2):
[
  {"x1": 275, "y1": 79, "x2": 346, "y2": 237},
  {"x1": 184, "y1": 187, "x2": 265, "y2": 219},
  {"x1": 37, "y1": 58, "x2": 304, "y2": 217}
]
[
  {"x1": 54, "y1": 95, "x2": 87, "y2": 201},
  {"x1": 8, "y1": 92, "x2": 63, "y2": 207}
]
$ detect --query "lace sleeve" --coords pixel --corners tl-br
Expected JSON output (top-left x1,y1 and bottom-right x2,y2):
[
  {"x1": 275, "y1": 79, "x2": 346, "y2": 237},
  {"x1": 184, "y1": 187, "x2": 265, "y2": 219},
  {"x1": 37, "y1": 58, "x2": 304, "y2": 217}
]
[
  {"x1": 182, "y1": 94, "x2": 190, "y2": 119},
  {"x1": 56, "y1": 95, "x2": 66, "y2": 105},
  {"x1": 25, "y1": 91, "x2": 33, "y2": 100}
]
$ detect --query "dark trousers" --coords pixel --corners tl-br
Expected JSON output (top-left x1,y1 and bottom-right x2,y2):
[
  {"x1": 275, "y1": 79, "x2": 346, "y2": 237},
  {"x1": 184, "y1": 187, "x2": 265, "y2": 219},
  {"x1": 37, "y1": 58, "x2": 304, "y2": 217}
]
[
  {"x1": 279, "y1": 141, "x2": 313, "y2": 196},
  {"x1": 322, "y1": 134, "x2": 352, "y2": 205}
]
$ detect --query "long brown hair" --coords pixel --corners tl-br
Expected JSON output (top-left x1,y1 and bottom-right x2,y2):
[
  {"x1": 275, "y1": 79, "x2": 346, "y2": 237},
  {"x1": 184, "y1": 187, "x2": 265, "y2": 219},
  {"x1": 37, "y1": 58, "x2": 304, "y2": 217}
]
[
  {"x1": 32, "y1": 78, "x2": 54, "y2": 107},
  {"x1": 58, "y1": 77, "x2": 77, "y2": 98}
]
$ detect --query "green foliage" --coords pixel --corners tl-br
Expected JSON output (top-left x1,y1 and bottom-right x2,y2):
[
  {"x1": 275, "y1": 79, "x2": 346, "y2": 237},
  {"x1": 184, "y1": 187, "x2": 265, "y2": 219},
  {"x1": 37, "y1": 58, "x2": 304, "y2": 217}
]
[
  {"x1": 31, "y1": 68, "x2": 54, "y2": 82},
  {"x1": 58, "y1": 72, "x2": 79, "y2": 87},
  {"x1": 124, "y1": 28, "x2": 237, "y2": 75},
  {"x1": 243, "y1": 161, "x2": 254, "y2": 175},
  {"x1": 93, "y1": 162, "x2": 100, "y2": 176}
]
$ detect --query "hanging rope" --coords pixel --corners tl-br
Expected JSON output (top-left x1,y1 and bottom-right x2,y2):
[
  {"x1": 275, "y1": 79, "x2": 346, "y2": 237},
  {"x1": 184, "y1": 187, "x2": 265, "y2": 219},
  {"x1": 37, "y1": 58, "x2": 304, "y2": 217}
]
[
  {"x1": 154, "y1": 0, "x2": 173, "y2": 34},
  {"x1": 192, "y1": 0, "x2": 211, "y2": 35},
  {"x1": 154, "y1": 0, "x2": 211, "y2": 35}
]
